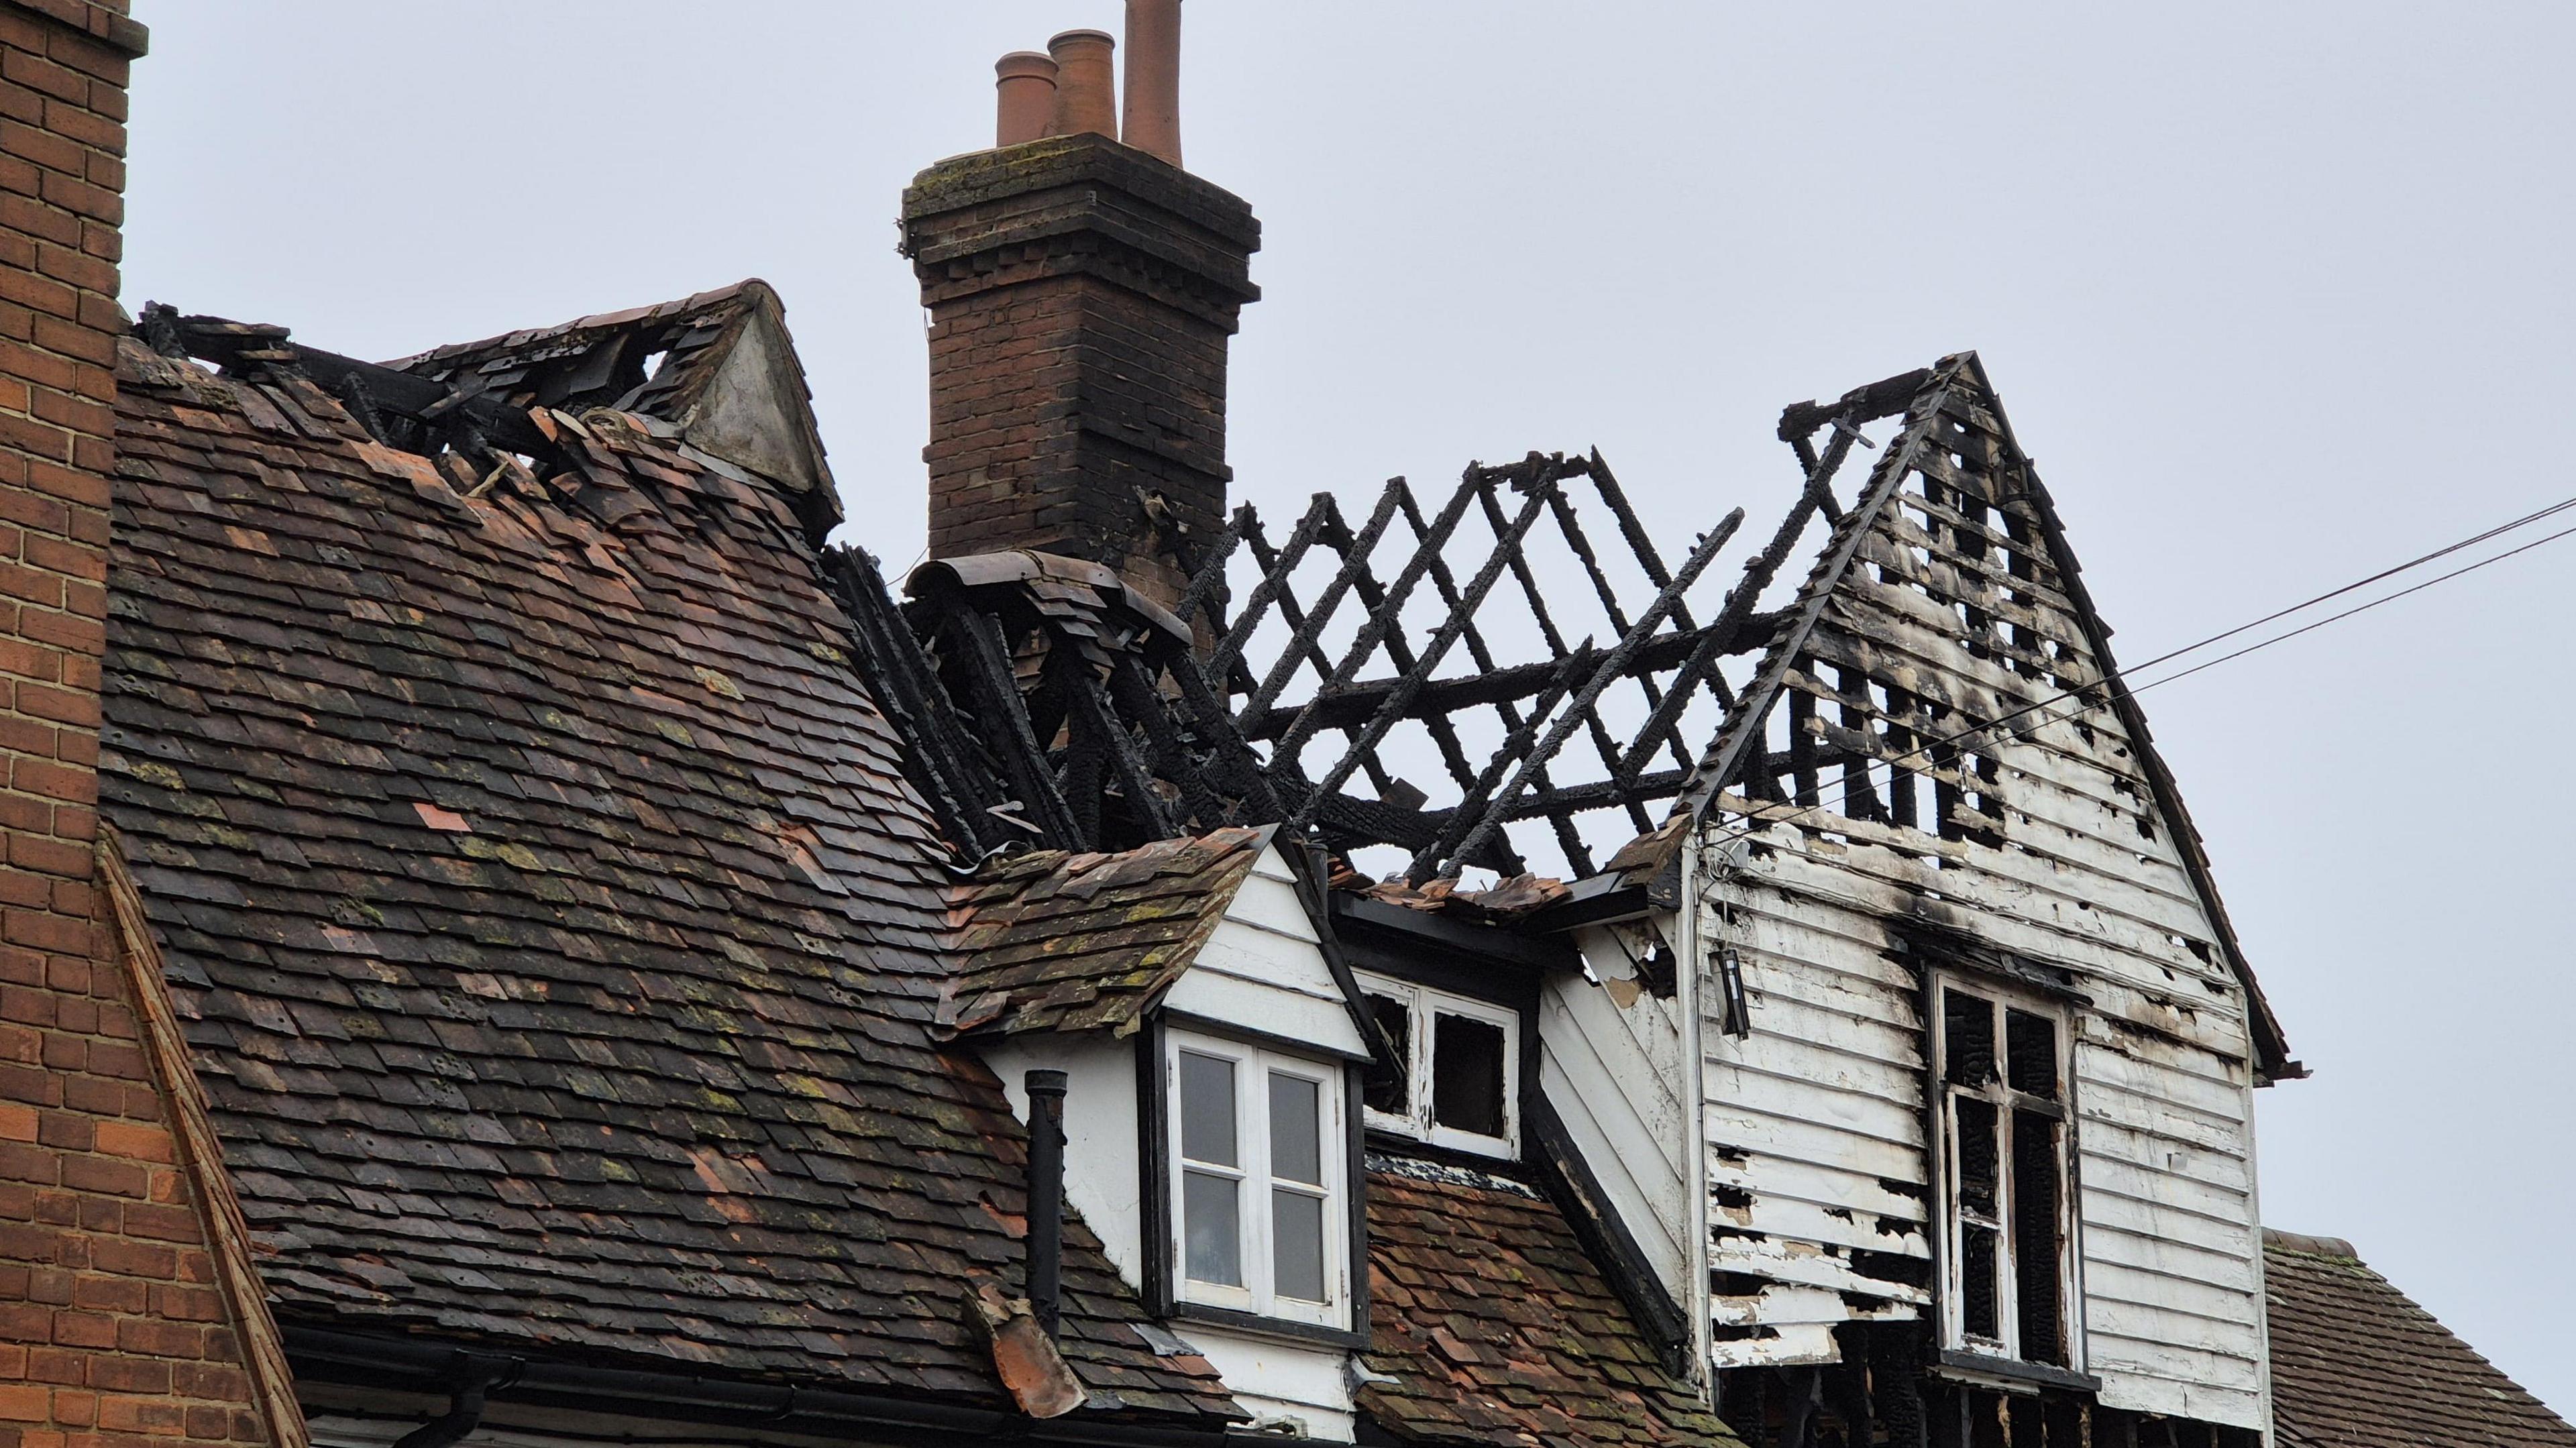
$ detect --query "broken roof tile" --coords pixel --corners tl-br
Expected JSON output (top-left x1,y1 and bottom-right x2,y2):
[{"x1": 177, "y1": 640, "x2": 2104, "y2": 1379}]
[{"x1": 101, "y1": 325, "x2": 1237, "y2": 1425}]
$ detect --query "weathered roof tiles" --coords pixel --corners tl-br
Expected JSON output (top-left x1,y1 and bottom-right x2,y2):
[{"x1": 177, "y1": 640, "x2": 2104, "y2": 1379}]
[{"x1": 99, "y1": 327, "x2": 1237, "y2": 1423}]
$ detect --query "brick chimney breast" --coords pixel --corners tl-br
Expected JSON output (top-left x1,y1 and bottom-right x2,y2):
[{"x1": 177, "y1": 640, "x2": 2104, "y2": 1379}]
[{"x1": 902, "y1": 132, "x2": 1258, "y2": 608}]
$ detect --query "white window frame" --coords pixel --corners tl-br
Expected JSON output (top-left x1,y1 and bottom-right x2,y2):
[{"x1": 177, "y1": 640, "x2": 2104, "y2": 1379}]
[
  {"x1": 1354, "y1": 972, "x2": 1519, "y2": 1158},
  {"x1": 1163, "y1": 1027, "x2": 1350, "y2": 1329},
  {"x1": 1929, "y1": 974, "x2": 2082, "y2": 1370}
]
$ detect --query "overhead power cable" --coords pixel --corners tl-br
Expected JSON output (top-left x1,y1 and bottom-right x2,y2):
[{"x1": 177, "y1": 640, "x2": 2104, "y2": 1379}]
[{"x1": 1690, "y1": 490, "x2": 2576, "y2": 856}]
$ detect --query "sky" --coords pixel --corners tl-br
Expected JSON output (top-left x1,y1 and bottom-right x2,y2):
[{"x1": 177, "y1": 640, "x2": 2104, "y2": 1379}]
[{"x1": 124, "y1": 1, "x2": 2576, "y2": 1413}]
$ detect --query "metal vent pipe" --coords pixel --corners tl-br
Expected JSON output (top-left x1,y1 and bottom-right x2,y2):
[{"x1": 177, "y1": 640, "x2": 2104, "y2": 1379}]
[{"x1": 1024, "y1": 1068, "x2": 1069, "y2": 1337}]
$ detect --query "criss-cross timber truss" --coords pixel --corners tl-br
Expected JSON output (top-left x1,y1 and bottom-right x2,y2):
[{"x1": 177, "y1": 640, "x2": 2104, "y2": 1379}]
[{"x1": 845, "y1": 355, "x2": 2075, "y2": 885}]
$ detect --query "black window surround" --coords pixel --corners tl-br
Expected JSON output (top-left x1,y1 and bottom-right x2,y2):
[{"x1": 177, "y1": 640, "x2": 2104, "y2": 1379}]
[{"x1": 1135, "y1": 1017, "x2": 1371, "y2": 1351}]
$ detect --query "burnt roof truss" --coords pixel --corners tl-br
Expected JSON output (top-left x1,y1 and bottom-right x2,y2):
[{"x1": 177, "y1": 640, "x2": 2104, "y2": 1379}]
[{"x1": 874, "y1": 447, "x2": 1850, "y2": 881}]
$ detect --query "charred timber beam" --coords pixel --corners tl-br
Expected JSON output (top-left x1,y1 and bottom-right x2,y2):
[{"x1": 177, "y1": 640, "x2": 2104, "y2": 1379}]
[
  {"x1": 1778, "y1": 366, "x2": 1935, "y2": 443},
  {"x1": 153, "y1": 310, "x2": 557, "y2": 458},
  {"x1": 1235, "y1": 610, "x2": 1778, "y2": 741},
  {"x1": 1284, "y1": 465, "x2": 1568, "y2": 836},
  {"x1": 1428, "y1": 507, "x2": 1744, "y2": 881}
]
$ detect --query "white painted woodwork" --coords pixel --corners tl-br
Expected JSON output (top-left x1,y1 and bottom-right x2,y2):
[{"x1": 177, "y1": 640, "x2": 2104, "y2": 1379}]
[
  {"x1": 1166, "y1": 845, "x2": 1368, "y2": 1058},
  {"x1": 975, "y1": 842, "x2": 1367, "y2": 1435},
  {"x1": 1539, "y1": 928, "x2": 1695, "y2": 1300},
  {"x1": 1681, "y1": 496, "x2": 2273, "y2": 1428},
  {"x1": 1182, "y1": 1323, "x2": 1357, "y2": 1441}
]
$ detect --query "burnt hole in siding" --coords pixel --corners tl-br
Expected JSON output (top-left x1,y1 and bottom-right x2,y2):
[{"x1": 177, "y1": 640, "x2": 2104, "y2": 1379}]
[
  {"x1": 1712, "y1": 1184, "x2": 1754, "y2": 1211},
  {"x1": 1709, "y1": 1323, "x2": 1781, "y2": 1343},
  {"x1": 1711, "y1": 1271, "x2": 1772, "y2": 1296},
  {"x1": 1850, "y1": 1249, "x2": 1931, "y2": 1288},
  {"x1": 1878, "y1": 1178, "x2": 1926, "y2": 1200},
  {"x1": 1874, "y1": 1215, "x2": 1916, "y2": 1238}
]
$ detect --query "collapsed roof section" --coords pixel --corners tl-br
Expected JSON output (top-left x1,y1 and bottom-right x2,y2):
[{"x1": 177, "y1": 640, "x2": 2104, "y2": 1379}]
[
  {"x1": 855, "y1": 353, "x2": 2289, "y2": 1074},
  {"x1": 849, "y1": 447, "x2": 1837, "y2": 880},
  {"x1": 137, "y1": 279, "x2": 842, "y2": 549}
]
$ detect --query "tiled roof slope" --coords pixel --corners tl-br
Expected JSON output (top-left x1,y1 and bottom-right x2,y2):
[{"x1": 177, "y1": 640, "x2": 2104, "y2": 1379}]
[
  {"x1": 939, "y1": 827, "x2": 1269, "y2": 1038},
  {"x1": 1360, "y1": 1155, "x2": 1736, "y2": 1448},
  {"x1": 97, "y1": 328, "x2": 1236, "y2": 1421},
  {"x1": 2265, "y1": 1229, "x2": 2576, "y2": 1448}
]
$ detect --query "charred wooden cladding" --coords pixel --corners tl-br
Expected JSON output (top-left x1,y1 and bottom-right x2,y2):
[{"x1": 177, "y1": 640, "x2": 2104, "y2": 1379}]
[{"x1": 901, "y1": 133, "x2": 1260, "y2": 610}]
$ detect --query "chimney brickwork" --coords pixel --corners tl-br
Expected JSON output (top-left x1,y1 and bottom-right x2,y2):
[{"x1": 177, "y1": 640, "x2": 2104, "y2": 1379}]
[
  {"x1": 0, "y1": 6, "x2": 301, "y2": 1448},
  {"x1": 902, "y1": 133, "x2": 1257, "y2": 606}
]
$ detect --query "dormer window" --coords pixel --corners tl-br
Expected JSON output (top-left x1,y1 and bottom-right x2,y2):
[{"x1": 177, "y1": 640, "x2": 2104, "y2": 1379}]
[
  {"x1": 1355, "y1": 972, "x2": 1519, "y2": 1158},
  {"x1": 1161, "y1": 1027, "x2": 1356, "y2": 1332}
]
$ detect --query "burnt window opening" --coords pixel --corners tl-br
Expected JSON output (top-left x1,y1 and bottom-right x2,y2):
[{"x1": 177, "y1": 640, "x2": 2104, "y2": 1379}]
[
  {"x1": 1935, "y1": 980, "x2": 2074, "y2": 1368},
  {"x1": 1362, "y1": 993, "x2": 1411, "y2": 1116},
  {"x1": 1356, "y1": 972, "x2": 1519, "y2": 1158},
  {"x1": 1430, "y1": 1012, "x2": 1508, "y2": 1138}
]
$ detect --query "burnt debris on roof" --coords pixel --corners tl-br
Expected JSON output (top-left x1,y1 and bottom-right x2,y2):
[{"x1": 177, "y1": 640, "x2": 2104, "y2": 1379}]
[{"x1": 101, "y1": 313, "x2": 1240, "y2": 1423}]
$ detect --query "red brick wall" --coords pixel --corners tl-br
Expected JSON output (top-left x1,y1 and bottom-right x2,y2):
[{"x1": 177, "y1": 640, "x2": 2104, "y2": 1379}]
[
  {"x1": 902, "y1": 137, "x2": 1258, "y2": 608},
  {"x1": 0, "y1": 6, "x2": 295, "y2": 1447}
]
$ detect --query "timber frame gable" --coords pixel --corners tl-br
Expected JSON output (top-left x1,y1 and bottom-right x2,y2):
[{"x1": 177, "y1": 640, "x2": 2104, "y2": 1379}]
[{"x1": 1641, "y1": 353, "x2": 2290, "y2": 1087}]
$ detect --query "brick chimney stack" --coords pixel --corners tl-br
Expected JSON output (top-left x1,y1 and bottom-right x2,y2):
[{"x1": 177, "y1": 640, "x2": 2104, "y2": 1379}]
[{"x1": 904, "y1": 2, "x2": 1256, "y2": 608}]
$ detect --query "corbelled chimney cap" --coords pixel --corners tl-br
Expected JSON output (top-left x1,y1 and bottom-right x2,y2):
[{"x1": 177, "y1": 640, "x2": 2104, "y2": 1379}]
[
  {"x1": 996, "y1": 50, "x2": 1058, "y2": 78},
  {"x1": 1047, "y1": 27, "x2": 1116, "y2": 46}
]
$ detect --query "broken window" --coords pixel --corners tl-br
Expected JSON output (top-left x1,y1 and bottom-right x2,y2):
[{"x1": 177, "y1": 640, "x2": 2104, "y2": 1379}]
[
  {"x1": 1935, "y1": 979, "x2": 2074, "y2": 1367},
  {"x1": 1356, "y1": 972, "x2": 1519, "y2": 1157}
]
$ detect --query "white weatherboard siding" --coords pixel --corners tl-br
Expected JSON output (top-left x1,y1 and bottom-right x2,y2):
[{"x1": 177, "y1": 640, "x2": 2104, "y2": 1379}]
[
  {"x1": 1684, "y1": 448, "x2": 2270, "y2": 1427},
  {"x1": 1542, "y1": 928, "x2": 1695, "y2": 1303},
  {"x1": 1164, "y1": 845, "x2": 1368, "y2": 1058},
  {"x1": 1182, "y1": 1323, "x2": 1357, "y2": 1441},
  {"x1": 1693, "y1": 720, "x2": 2267, "y2": 1425}
]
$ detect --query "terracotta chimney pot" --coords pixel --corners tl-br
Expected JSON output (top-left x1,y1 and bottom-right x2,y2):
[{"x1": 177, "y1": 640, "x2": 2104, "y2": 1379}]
[
  {"x1": 1048, "y1": 29, "x2": 1118, "y2": 141},
  {"x1": 995, "y1": 51, "x2": 1059, "y2": 148},
  {"x1": 1122, "y1": 0, "x2": 1182, "y2": 166}
]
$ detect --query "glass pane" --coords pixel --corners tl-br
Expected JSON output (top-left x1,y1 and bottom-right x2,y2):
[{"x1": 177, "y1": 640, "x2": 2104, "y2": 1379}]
[
  {"x1": 1955, "y1": 1096, "x2": 1998, "y2": 1217},
  {"x1": 1943, "y1": 989, "x2": 1995, "y2": 1086},
  {"x1": 1181, "y1": 1169, "x2": 1241, "y2": 1286},
  {"x1": 1362, "y1": 995, "x2": 1411, "y2": 1116},
  {"x1": 1273, "y1": 1187, "x2": 1326, "y2": 1301},
  {"x1": 1269, "y1": 1072, "x2": 1324, "y2": 1186},
  {"x1": 1179, "y1": 1050, "x2": 1236, "y2": 1166},
  {"x1": 2005, "y1": 1009, "x2": 2058, "y2": 1099},
  {"x1": 1430, "y1": 1013, "x2": 1507, "y2": 1137}
]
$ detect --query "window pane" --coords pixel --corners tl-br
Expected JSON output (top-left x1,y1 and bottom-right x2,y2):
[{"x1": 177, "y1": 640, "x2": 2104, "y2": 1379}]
[
  {"x1": 1961, "y1": 1223, "x2": 2000, "y2": 1341},
  {"x1": 1362, "y1": 995, "x2": 1411, "y2": 1116},
  {"x1": 1269, "y1": 1072, "x2": 1324, "y2": 1186},
  {"x1": 1955, "y1": 1096, "x2": 1998, "y2": 1217},
  {"x1": 1273, "y1": 1187, "x2": 1326, "y2": 1301},
  {"x1": 1179, "y1": 1050, "x2": 1236, "y2": 1166},
  {"x1": 1431, "y1": 1013, "x2": 1507, "y2": 1137},
  {"x1": 1181, "y1": 1169, "x2": 1241, "y2": 1286},
  {"x1": 1943, "y1": 990, "x2": 1995, "y2": 1086},
  {"x1": 2012, "y1": 1108, "x2": 2065, "y2": 1363},
  {"x1": 2005, "y1": 1009, "x2": 2058, "y2": 1099}
]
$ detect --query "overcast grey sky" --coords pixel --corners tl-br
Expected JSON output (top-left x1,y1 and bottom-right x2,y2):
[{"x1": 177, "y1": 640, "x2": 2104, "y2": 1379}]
[{"x1": 126, "y1": 1, "x2": 2576, "y2": 1412}]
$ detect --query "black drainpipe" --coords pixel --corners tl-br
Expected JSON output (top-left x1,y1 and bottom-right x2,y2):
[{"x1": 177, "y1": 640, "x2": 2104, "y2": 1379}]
[
  {"x1": 1025, "y1": 1067, "x2": 1068, "y2": 1337},
  {"x1": 391, "y1": 1354, "x2": 515, "y2": 1448}
]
